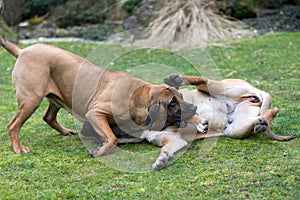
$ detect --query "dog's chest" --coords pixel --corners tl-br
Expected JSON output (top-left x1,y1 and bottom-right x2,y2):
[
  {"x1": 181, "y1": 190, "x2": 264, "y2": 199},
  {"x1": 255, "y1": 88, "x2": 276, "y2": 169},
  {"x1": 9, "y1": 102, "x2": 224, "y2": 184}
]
[{"x1": 181, "y1": 89, "x2": 227, "y2": 130}]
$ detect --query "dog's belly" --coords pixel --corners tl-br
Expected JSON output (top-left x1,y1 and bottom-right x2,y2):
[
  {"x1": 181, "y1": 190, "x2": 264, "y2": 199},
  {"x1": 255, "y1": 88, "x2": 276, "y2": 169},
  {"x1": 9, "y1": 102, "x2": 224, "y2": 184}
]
[{"x1": 180, "y1": 89, "x2": 227, "y2": 132}]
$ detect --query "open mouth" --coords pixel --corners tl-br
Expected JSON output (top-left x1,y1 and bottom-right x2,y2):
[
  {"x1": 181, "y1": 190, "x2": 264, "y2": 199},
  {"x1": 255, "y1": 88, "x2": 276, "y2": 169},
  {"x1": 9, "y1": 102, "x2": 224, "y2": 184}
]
[
  {"x1": 166, "y1": 110, "x2": 195, "y2": 129},
  {"x1": 172, "y1": 114, "x2": 188, "y2": 128}
]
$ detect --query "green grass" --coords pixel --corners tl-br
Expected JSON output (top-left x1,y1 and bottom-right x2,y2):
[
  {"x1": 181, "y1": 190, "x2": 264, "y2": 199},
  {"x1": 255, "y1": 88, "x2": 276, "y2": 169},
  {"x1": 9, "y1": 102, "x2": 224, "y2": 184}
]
[{"x1": 0, "y1": 33, "x2": 299, "y2": 199}]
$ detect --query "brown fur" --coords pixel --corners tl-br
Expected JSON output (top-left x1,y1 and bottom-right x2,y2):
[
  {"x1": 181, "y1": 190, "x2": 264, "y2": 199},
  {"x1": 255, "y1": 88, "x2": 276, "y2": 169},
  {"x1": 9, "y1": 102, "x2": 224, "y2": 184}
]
[{"x1": 0, "y1": 36, "x2": 199, "y2": 156}]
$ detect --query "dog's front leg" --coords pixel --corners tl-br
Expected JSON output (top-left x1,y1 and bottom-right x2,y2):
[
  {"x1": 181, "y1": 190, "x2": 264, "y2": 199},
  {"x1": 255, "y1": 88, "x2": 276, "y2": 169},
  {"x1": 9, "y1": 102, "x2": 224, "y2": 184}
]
[
  {"x1": 164, "y1": 74, "x2": 207, "y2": 88},
  {"x1": 186, "y1": 115, "x2": 209, "y2": 133},
  {"x1": 86, "y1": 111, "x2": 118, "y2": 157},
  {"x1": 149, "y1": 133, "x2": 188, "y2": 170}
]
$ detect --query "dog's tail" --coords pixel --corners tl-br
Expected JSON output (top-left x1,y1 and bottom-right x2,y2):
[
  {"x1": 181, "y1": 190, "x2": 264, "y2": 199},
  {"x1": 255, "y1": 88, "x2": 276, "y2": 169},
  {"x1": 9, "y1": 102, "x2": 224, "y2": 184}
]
[
  {"x1": 0, "y1": 0, "x2": 20, "y2": 58},
  {"x1": 265, "y1": 128, "x2": 296, "y2": 141},
  {"x1": 0, "y1": 36, "x2": 20, "y2": 58}
]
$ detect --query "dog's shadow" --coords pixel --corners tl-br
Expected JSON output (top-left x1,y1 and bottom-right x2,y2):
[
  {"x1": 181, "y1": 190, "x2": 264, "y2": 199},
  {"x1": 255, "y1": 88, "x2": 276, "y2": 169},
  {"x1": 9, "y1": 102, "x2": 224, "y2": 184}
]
[{"x1": 79, "y1": 122, "x2": 138, "y2": 150}]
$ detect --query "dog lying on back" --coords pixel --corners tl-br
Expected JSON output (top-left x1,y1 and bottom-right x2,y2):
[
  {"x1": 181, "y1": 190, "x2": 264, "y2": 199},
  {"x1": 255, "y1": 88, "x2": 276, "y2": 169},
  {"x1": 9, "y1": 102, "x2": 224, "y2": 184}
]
[{"x1": 82, "y1": 74, "x2": 295, "y2": 170}]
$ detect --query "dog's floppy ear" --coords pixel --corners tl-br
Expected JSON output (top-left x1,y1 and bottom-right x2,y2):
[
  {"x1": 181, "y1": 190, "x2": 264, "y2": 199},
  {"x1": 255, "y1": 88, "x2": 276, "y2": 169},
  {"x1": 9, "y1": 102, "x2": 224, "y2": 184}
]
[
  {"x1": 145, "y1": 103, "x2": 160, "y2": 130},
  {"x1": 145, "y1": 103, "x2": 167, "y2": 131}
]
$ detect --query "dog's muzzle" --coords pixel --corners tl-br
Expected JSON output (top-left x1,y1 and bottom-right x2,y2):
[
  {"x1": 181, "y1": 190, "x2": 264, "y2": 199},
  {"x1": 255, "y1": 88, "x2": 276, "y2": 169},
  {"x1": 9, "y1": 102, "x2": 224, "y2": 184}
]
[{"x1": 170, "y1": 103, "x2": 197, "y2": 128}]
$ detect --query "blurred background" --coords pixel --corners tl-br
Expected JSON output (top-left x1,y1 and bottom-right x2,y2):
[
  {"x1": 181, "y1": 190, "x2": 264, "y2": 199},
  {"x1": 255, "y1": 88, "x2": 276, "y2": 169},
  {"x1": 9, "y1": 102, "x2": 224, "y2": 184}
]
[{"x1": 0, "y1": 0, "x2": 299, "y2": 45}]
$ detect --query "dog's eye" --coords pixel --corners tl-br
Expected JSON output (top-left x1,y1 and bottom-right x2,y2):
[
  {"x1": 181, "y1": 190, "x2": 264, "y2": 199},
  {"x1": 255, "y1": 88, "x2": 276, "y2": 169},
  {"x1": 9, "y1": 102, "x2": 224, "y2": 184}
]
[{"x1": 250, "y1": 96, "x2": 260, "y2": 103}]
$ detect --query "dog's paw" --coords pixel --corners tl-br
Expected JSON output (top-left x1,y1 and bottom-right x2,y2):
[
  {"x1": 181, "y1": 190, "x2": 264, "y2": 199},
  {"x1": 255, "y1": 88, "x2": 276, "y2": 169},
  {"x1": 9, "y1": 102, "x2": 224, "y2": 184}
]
[
  {"x1": 197, "y1": 119, "x2": 209, "y2": 133},
  {"x1": 152, "y1": 151, "x2": 173, "y2": 170},
  {"x1": 67, "y1": 129, "x2": 78, "y2": 135},
  {"x1": 13, "y1": 145, "x2": 30, "y2": 154},
  {"x1": 88, "y1": 146, "x2": 102, "y2": 157},
  {"x1": 254, "y1": 118, "x2": 268, "y2": 133},
  {"x1": 88, "y1": 142, "x2": 116, "y2": 157},
  {"x1": 163, "y1": 74, "x2": 183, "y2": 89},
  {"x1": 61, "y1": 128, "x2": 78, "y2": 136}
]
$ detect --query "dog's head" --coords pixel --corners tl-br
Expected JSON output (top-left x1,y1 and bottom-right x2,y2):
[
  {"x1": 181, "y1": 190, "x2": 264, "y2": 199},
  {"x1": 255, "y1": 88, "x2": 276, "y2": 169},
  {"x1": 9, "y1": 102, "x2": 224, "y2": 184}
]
[{"x1": 145, "y1": 87, "x2": 197, "y2": 131}]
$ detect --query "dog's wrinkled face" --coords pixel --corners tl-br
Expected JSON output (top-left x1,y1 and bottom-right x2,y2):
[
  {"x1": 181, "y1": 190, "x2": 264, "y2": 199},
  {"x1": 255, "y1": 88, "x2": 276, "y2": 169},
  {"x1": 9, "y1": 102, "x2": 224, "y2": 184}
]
[{"x1": 145, "y1": 87, "x2": 197, "y2": 131}]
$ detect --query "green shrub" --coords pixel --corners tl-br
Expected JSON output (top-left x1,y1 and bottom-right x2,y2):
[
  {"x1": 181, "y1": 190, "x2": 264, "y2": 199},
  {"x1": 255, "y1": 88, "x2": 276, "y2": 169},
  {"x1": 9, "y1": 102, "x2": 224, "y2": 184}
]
[
  {"x1": 232, "y1": 0, "x2": 257, "y2": 19},
  {"x1": 54, "y1": 1, "x2": 106, "y2": 28},
  {"x1": 75, "y1": 24, "x2": 110, "y2": 41},
  {"x1": 122, "y1": 0, "x2": 142, "y2": 13},
  {"x1": 254, "y1": 0, "x2": 294, "y2": 9},
  {"x1": 23, "y1": 0, "x2": 67, "y2": 19}
]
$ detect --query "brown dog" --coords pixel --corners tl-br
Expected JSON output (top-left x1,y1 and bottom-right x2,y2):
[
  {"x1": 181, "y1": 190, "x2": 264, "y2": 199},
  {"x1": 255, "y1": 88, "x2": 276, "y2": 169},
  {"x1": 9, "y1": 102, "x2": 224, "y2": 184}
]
[
  {"x1": 0, "y1": 35, "x2": 206, "y2": 157},
  {"x1": 82, "y1": 74, "x2": 295, "y2": 170},
  {"x1": 164, "y1": 74, "x2": 296, "y2": 141},
  {"x1": 149, "y1": 74, "x2": 296, "y2": 169}
]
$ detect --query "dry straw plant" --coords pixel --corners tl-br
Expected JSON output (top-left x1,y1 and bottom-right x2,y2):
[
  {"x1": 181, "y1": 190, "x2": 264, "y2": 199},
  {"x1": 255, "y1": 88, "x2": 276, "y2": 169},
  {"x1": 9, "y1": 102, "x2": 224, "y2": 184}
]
[
  {"x1": 118, "y1": 0, "x2": 252, "y2": 47},
  {"x1": 145, "y1": 0, "x2": 252, "y2": 47}
]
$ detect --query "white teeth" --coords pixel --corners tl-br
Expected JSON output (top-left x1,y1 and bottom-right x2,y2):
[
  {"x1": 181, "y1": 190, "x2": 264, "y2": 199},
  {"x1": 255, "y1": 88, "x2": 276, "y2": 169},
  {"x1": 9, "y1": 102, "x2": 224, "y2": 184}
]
[{"x1": 179, "y1": 121, "x2": 188, "y2": 128}]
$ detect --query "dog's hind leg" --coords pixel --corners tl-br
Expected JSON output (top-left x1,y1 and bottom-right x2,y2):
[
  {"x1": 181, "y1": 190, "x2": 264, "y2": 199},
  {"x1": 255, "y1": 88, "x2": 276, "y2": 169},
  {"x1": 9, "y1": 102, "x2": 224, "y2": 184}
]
[
  {"x1": 43, "y1": 101, "x2": 77, "y2": 135},
  {"x1": 254, "y1": 107, "x2": 278, "y2": 133},
  {"x1": 225, "y1": 107, "x2": 295, "y2": 141},
  {"x1": 8, "y1": 97, "x2": 42, "y2": 154},
  {"x1": 255, "y1": 108, "x2": 295, "y2": 141}
]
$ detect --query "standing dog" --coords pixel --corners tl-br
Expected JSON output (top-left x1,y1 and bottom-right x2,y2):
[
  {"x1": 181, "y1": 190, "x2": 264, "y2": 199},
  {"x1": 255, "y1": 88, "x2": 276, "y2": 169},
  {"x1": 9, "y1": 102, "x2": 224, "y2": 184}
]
[
  {"x1": 0, "y1": 35, "x2": 208, "y2": 158},
  {"x1": 83, "y1": 74, "x2": 295, "y2": 170}
]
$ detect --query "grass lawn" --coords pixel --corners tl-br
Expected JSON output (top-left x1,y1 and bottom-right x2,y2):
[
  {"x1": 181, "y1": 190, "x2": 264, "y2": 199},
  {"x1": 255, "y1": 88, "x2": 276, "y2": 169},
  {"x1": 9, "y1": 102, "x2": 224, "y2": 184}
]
[{"x1": 0, "y1": 33, "x2": 299, "y2": 199}]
